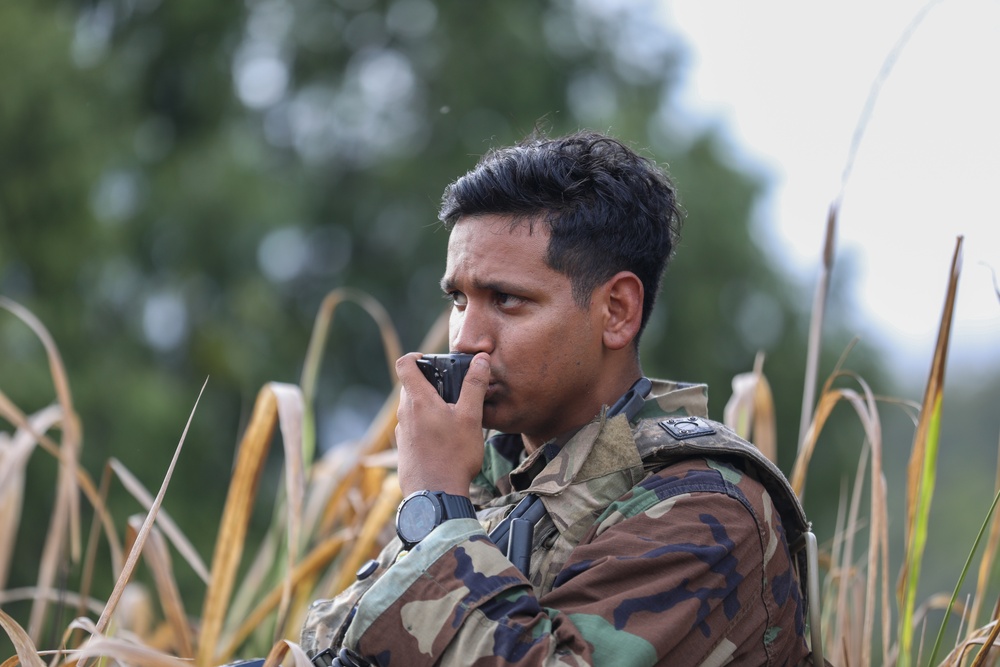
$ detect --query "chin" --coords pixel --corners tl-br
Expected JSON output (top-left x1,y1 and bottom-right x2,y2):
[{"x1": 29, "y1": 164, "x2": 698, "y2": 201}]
[{"x1": 481, "y1": 403, "x2": 515, "y2": 435}]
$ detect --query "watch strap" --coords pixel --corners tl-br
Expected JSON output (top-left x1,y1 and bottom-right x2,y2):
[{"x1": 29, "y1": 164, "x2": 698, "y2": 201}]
[{"x1": 436, "y1": 492, "x2": 476, "y2": 521}]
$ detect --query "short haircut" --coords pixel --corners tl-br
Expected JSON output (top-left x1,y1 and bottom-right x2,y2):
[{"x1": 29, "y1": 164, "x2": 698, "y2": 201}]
[{"x1": 439, "y1": 129, "x2": 683, "y2": 343}]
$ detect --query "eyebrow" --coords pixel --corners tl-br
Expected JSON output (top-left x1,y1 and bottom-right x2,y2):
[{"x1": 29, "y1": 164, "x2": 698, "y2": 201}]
[{"x1": 440, "y1": 275, "x2": 529, "y2": 296}]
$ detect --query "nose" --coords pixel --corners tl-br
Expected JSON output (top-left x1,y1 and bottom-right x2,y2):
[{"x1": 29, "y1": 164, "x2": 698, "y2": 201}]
[{"x1": 450, "y1": 303, "x2": 495, "y2": 354}]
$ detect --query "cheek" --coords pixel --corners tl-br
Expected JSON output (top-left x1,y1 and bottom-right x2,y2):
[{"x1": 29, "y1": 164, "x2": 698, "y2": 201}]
[{"x1": 516, "y1": 321, "x2": 569, "y2": 374}]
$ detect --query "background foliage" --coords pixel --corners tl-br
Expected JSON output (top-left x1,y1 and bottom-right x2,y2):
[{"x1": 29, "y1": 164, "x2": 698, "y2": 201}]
[{"x1": 2, "y1": 0, "x2": 996, "y2": 661}]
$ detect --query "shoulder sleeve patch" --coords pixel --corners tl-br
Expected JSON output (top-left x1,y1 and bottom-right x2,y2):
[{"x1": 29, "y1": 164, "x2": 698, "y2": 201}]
[{"x1": 658, "y1": 416, "x2": 717, "y2": 440}]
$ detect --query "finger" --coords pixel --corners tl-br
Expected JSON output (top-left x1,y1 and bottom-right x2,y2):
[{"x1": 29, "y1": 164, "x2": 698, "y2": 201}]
[
  {"x1": 394, "y1": 352, "x2": 423, "y2": 385},
  {"x1": 456, "y1": 353, "x2": 490, "y2": 413}
]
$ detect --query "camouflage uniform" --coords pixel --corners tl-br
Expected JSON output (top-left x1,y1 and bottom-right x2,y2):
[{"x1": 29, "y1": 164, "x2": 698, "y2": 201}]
[{"x1": 301, "y1": 379, "x2": 811, "y2": 665}]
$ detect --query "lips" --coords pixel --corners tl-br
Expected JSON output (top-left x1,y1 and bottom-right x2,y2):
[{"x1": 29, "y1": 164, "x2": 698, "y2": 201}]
[{"x1": 483, "y1": 367, "x2": 507, "y2": 400}]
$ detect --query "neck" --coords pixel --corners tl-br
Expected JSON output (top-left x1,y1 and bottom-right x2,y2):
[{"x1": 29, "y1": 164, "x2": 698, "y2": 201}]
[{"x1": 520, "y1": 367, "x2": 645, "y2": 455}]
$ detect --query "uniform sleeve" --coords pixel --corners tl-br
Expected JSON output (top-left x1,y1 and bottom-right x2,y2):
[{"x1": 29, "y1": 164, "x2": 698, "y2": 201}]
[
  {"x1": 342, "y1": 466, "x2": 805, "y2": 666},
  {"x1": 299, "y1": 539, "x2": 401, "y2": 655}
]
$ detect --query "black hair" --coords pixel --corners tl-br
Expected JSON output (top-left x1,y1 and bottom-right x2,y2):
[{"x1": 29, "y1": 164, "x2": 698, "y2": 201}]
[{"x1": 438, "y1": 129, "x2": 683, "y2": 343}]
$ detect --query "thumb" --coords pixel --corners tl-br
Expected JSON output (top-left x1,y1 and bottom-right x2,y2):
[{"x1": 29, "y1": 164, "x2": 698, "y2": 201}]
[{"x1": 456, "y1": 353, "x2": 491, "y2": 412}]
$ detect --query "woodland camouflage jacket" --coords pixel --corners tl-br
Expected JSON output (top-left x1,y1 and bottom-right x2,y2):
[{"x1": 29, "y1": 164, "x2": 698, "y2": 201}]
[{"x1": 300, "y1": 379, "x2": 811, "y2": 666}]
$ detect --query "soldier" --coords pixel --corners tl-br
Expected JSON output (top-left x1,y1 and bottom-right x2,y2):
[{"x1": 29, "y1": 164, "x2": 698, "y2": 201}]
[{"x1": 300, "y1": 130, "x2": 812, "y2": 665}]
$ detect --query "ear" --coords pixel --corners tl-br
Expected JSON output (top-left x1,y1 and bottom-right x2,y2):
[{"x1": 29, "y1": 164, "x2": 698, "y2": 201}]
[{"x1": 599, "y1": 271, "x2": 643, "y2": 351}]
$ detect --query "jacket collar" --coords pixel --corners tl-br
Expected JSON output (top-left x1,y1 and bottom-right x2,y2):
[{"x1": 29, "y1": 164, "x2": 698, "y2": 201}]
[{"x1": 478, "y1": 378, "x2": 711, "y2": 497}]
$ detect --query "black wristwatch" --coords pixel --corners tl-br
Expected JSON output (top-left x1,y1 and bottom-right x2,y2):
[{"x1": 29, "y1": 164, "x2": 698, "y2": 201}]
[{"x1": 395, "y1": 490, "x2": 477, "y2": 549}]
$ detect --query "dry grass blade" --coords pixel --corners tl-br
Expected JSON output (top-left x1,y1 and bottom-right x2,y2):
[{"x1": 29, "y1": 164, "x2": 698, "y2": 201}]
[
  {"x1": 288, "y1": 308, "x2": 446, "y2": 615},
  {"x1": 318, "y1": 387, "x2": 401, "y2": 536},
  {"x1": 0, "y1": 393, "x2": 122, "y2": 585},
  {"x1": 0, "y1": 299, "x2": 81, "y2": 541},
  {"x1": 31, "y1": 451, "x2": 76, "y2": 643},
  {"x1": 909, "y1": 592, "x2": 967, "y2": 640},
  {"x1": 798, "y1": 202, "x2": 837, "y2": 453},
  {"x1": 873, "y1": 436, "x2": 892, "y2": 667},
  {"x1": 723, "y1": 351, "x2": 776, "y2": 462},
  {"x1": 834, "y1": 440, "x2": 870, "y2": 667},
  {"x1": 299, "y1": 288, "x2": 404, "y2": 468},
  {"x1": 300, "y1": 288, "x2": 403, "y2": 405},
  {"x1": 723, "y1": 360, "x2": 756, "y2": 441},
  {"x1": 89, "y1": 377, "x2": 208, "y2": 649},
  {"x1": 816, "y1": 373, "x2": 890, "y2": 665},
  {"x1": 125, "y1": 516, "x2": 194, "y2": 658},
  {"x1": 0, "y1": 609, "x2": 47, "y2": 667},
  {"x1": 75, "y1": 461, "x2": 116, "y2": 649},
  {"x1": 268, "y1": 383, "x2": 305, "y2": 645},
  {"x1": 301, "y1": 446, "x2": 357, "y2": 544},
  {"x1": 898, "y1": 236, "x2": 963, "y2": 666},
  {"x1": 198, "y1": 384, "x2": 278, "y2": 667},
  {"x1": 262, "y1": 638, "x2": 313, "y2": 667},
  {"x1": 792, "y1": 42, "x2": 932, "y2": 453},
  {"x1": 226, "y1": 524, "x2": 281, "y2": 642},
  {"x1": 790, "y1": 14, "x2": 946, "y2": 654},
  {"x1": 847, "y1": 373, "x2": 890, "y2": 667},
  {"x1": 806, "y1": 1, "x2": 944, "y2": 432},
  {"x1": 826, "y1": 479, "x2": 848, "y2": 654},
  {"x1": 198, "y1": 382, "x2": 303, "y2": 667},
  {"x1": 0, "y1": 405, "x2": 62, "y2": 591},
  {"x1": 837, "y1": 0, "x2": 942, "y2": 198},
  {"x1": 0, "y1": 588, "x2": 104, "y2": 615},
  {"x1": 788, "y1": 367, "x2": 888, "y2": 665},
  {"x1": 0, "y1": 297, "x2": 84, "y2": 642},
  {"x1": 748, "y1": 366, "x2": 776, "y2": 464},
  {"x1": 67, "y1": 635, "x2": 194, "y2": 667},
  {"x1": 222, "y1": 535, "x2": 346, "y2": 657},
  {"x1": 214, "y1": 384, "x2": 304, "y2": 653},
  {"x1": 968, "y1": 619, "x2": 1000, "y2": 667},
  {"x1": 110, "y1": 459, "x2": 210, "y2": 584},
  {"x1": 318, "y1": 302, "x2": 449, "y2": 500},
  {"x1": 790, "y1": 384, "x2": 879, "y2": 499},
  {"x1": 332, "y1": 474, "x2": 402, "y2": 596}
]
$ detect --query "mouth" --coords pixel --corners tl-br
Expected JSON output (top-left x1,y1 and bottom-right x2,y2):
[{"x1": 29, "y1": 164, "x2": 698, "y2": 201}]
[{"x1": 483, "y1": 377, "x2": 503, "y2": 402}]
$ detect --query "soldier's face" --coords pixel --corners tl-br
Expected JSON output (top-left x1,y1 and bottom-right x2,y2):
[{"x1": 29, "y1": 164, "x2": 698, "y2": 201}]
[{"x1": 442, "y1": 214, "x2": 607, "y2": 451}]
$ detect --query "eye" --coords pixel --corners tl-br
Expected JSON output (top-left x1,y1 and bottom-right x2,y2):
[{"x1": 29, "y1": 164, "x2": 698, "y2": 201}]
[
  {"x1": 445, "y1": 291, "x2": 467, "y2": 309},
  {"x1": 495, "y1": 292, "x2": 524, "y2": 308}
]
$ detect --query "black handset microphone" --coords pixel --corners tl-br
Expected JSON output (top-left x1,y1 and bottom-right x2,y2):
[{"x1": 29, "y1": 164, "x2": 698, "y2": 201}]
[{"x1": 416, "y1": 353, "x2": 474, "y2": 403}]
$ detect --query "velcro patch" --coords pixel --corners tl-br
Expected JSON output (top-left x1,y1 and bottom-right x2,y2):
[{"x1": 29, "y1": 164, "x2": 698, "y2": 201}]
[{"x1": 659, "y1": 416, "x2": 716, "y2": 440}]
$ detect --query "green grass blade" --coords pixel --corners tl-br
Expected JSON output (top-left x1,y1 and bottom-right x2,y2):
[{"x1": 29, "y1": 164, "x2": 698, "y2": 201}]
[
  {"x1": 897, "y1": 236, "x2": 963, "y2": 666},
  {"x1": 927, "y1": 483, "x2": 1000, "y2": 665},
  {"x1": 900, "y1": 397, "x2": 943, "y2": 665}
]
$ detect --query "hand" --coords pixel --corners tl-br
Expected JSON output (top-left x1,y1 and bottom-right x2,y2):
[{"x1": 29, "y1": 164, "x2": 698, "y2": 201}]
[{"x1": 394, "y1": 352, "x2": 491, "y2": 497}]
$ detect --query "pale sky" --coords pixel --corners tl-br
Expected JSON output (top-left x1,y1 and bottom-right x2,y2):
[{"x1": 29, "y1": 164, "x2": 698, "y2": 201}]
[{"x1": 661, "y1": 0, "x2": 1000, "y2": 382}]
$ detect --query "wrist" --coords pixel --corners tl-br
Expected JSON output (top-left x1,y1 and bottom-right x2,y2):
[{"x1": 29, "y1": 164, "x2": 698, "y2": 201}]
[{"x1": 399, "y1": 476, "x2": 471, "y2": 498}]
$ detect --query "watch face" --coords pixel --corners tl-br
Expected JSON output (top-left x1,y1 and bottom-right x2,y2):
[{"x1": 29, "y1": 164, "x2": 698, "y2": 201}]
[{"x1": 397, "y1": 493, "x2": 439, "y2": 545}]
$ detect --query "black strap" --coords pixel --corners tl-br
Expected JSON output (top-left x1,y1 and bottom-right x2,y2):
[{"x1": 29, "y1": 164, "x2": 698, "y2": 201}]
[{"x1": 487, "y1": 492, "x2": 546, "y2": 554}]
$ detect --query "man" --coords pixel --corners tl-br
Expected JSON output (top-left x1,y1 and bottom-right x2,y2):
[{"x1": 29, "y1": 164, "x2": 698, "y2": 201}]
[{"x1": 300, "y1": 130, "x2": 811, "y2": 665}]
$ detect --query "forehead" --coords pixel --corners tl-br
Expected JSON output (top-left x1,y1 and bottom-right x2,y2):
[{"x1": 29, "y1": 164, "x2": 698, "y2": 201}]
[{"x1": 443, "y1": 215, "x2": 555, "y2": 286}]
